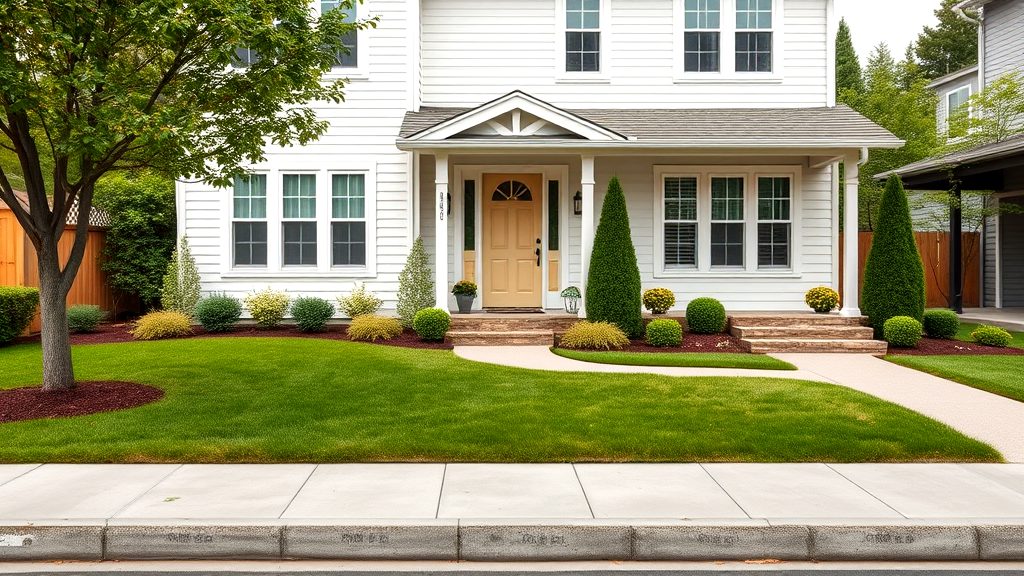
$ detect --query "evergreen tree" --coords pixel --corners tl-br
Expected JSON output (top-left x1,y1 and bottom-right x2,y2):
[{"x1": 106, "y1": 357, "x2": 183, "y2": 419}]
[
  {"x1": 585, "y1": 177, "x2": 643, "y2": 338},
  {"x1": 161, "y1": 237, "x2": 201, "y2": 318},
  {"x1": 835, "y1": 18, "x2": 864, "y2": 102},
  {"x1": 861, "y1": 176, "x2": 926, "y2": 336},
  {"x1": 915, "y1": 0, "x2": 979, "y2": 80},
  {"x1": 396, "y1": 237, "x2": 436, "y2": 327}
]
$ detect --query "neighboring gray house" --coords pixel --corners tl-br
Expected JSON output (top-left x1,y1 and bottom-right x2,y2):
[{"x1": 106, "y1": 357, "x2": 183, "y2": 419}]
[{"x1": 930, "y1": 65, "x2": 979, "y2": 137}]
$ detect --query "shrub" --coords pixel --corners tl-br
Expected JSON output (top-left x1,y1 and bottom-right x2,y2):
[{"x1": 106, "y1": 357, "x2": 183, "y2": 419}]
[
  {"x1": 0, "y1": 286, "x2": 39, "y2": 344},
  {"x1": 452, "y1": 280, "x2": 477, "y2": 297},
  {"x1": 131, "y1": 310, "x2": 192, "y2": 340},
  {"x1": 291, "y1": 297, "x2": 335, "y2": 333},
  {"x1": 348, "y1": 314, "x2": 404, "y2": 342},
  {"x1": 861, "y1": 176, "x2": 926, "y2": 337},
  {"x1": 923, "y1": 309, "x2": 960, "y2": 339},
  {"x1": 559, "y1": 321, "x2": 630, "y2": 351},
  {"x1": 194, "y1": 294, "x2": 242, "y2": 333},
  {"x1": 686, "y1": 297, "x2": 727, "y2": 334},
  {"x1": 67, "y1": 305, "x2": 105, "y2": 334},
  {"x1": 397, "y1": 237, "x2": 436, "y2": 327},
  {"x1": 413, "y1": 308, "x2": 451, "y2": 341},
  {"x1": 161, "y1": 236, "x2": 202, "y2": 318},
  {"x1": 972, "y1": 325, "x2": 1013, "y2": 348},
  {"x1": 586, "y1": 176, "x2": 643, "y2": 338},
  {"x1": 338, "y1": 283, "x2": 383, "y2": 319},
  {"x1": 883, "y1": 316, "x2": 923, "y2": 348},
  {"x1": 646, "y1": 319, "x2": 683, "y2": 347},
  {"x1": 244, "y1": 288, "x2": 290, "y2": 328},
  {"x1": 643, "y1": 288, "x2": 676, "y2": 315},
  {"x1": 805, "y1": 286, "x2": 840, "y2": 314}
]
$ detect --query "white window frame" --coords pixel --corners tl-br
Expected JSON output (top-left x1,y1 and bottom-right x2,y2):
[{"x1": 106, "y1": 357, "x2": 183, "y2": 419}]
[
  {"x1": 734, "y1": 0, "x2": 774, "y2": 73},
  {"x1": 330, "y1": 172, "x2": 370, "y2": 270},
  {"x1": 673, "y1": 0, "x2": 784, "y2": 83},
  {"x1": 755, "y1": 174, "x2": 794, "y2": 270},
  {"x1": 709, "y1": 174, "x2": 747, "y2": 269},
  {"x1": 231, "y1": 173, "x2": 269, "y2": 268},
  {"x1": 556, "y1": 0, "x2": 611, "y2": 83},
  {"x1": 281, "y1": 172, "x2": 319, "y2": 268},
  {"x1": 653, "y1": 165, "x2": 801, "y2": 278},
  {"x1": 316, "y1": 0, "x2": 368, "y2": 79},
  {"x1": 942, "y1": 84, "x2": 972, "y2": 134}
]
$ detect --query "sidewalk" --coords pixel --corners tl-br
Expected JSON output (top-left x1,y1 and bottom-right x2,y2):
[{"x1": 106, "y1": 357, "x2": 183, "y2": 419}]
[{"x1": 2, "y1": 463, "x2": 1024, "y2": 562}]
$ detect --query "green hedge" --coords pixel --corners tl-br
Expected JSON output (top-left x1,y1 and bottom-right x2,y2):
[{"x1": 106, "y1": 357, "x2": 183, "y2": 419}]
[
  {"x1": 0, "y1": 286, "x2": 39, "y2": 344},
  {"x1": 686, "y1": 297, "x2": 727, "y2": 334},
  {"x1": 923, "y1": 309, "x2": 960, "y2": 340},
  {"x1": 585, "y1": 177, "x2": 643, "y2": 338},
  {"x1": 195, "y1": 295, "x2": 242, "y2": 333},
  {"x1": 646, "y1": 319, "x2": 683, "y2": 347},
  {"x1": 413, "y1": 308, "x2": 450, "y2": 341},
  {"x1": 883, "y1": 316, "x2": 923, "y2": 348}
]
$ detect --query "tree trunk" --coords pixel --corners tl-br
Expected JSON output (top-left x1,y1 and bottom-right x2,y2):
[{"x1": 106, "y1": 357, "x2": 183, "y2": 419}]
[{"x1": 37, "y1": 244, "x2": 76, "y2": 392}]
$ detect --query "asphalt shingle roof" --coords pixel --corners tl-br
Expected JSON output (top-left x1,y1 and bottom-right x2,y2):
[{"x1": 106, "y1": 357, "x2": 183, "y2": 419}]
[{"x1": 877, "y1": 133, "x2": 1024, "y2": 180}]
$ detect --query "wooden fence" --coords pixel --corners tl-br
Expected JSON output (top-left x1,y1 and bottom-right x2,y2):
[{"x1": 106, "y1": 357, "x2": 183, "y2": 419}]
[{"x1": 840, "y1": 231, "x2": 981, "y2": 309}]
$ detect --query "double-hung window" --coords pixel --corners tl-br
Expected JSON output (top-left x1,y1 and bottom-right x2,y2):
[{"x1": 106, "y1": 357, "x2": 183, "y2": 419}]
[
  {"x1": 331, "y1": 174, "x2": 366, "y2": 266},
  {"x1": 757, "y1": 177, "x2": 791, "y2": 269},
  {"x1": 664, "y1": 177, "x2": 699, "y2": 268},
  {"x1": 710, "y1": 177, "x2": 744, "y2": 267},
  {"x1": 322, "y1": 0, "x2": 358, "y2": 68},
  {"x1": 735, "y1": 0, "x2": 772, "y2": 72},
  {"x1": 232, "y1": 175, "x2": 268, "y2": 267},
  {"x1": 944, "y1": 85, "x2": 971, "y2": 135},
  {"x1": 683, "y1": 0, "x2": 720, "y2": 72},
  {"x1": 566, "y1": 0, "x2": 601, "y2": 72},
  {"x1": 282, "y1": 174, "x2": 318, "y2": 267},
  {"x1": 231, "y1": 47, "x2": 259, "y2": 69}
]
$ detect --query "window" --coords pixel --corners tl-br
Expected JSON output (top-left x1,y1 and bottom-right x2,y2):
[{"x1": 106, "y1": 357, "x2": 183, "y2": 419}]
[
  {"x1": 282, "y1": 174, "x2": 317, "y2": 266},
  {"x1": 757, "y1": 177, "x2": 791, "y2": 268},
  {"x1": 664, "y1": 177, "x2": 699, "y2": 268},
  {"x1": 464, "y1": 180, "x2": 476, "y2": 251},
  {"x1": 322, "y1": 0, "x2": 357, "y2": 68},
  {"x1": 232, "y1": 175, "x2": 267, "y2": 266},
  {"x1": 944, "y1": 85, "x2": 971, "y2": 135},
  {"x1": 710, "y1": 177, "x2": 744, "y2": 267},
  {"x1": 331, "y1": 174, "x2": 366, "y2": 266},
  {"x1": 231, "y1": 47, "x2": 259, "y2": 69},
  {"x1": 566, "y1": 0, "x2": 601, "y2": 72},
  {"x1": 548, "y1": 181, "x2": 560, "y2": 247},
  {"x1": 735, "y1": 0, "x2": 772, "y2": 72},
  {"x1": 684, "y1": 0, "x2": 720, "y2": 72}
]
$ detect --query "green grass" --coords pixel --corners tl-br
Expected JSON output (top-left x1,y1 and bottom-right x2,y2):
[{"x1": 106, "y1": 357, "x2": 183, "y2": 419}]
[
  {"x1": 551, "y1": 348, "x2": 797, "y2": 370},
  {"x1": 887, "y1": 355, "x2": 1024, "y2": 403},
  {"x1": 0, "y1": 338, "x2": 1000, "y2": 463},
  {"x1": 956, "y1": 323, "x2": 1024, "y2": 349}
]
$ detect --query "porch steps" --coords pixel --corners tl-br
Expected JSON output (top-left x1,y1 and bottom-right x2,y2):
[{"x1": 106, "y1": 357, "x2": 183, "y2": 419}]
[
  {"x1": 447, "y1": 330, "x2": 556, "y2": 346},
  {"x1": 729, "y1": 314, "x2": 888, "y2": 355}
]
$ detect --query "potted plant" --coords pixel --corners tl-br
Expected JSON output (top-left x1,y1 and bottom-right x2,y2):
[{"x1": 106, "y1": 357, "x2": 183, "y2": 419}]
[
  {"x1": 452, "y1": 280, "x2": 478, "y2": 313},
  {"x1": 560, "y1": 286, "x2": 582, "y2": 314},
  {"x1": 805, "y1": 286, "x2": 840, "y2": 314}
]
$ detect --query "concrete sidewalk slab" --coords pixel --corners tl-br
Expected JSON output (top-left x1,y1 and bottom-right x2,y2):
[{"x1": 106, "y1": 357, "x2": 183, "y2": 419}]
[
  {"x1": 281, "y1": 464, "x2": 445, "y2": 519},
  {"x1": 438, "y1": 464, "x2": 592, "y2": 519},
  {"x1": 573, "y1": 464, "x2": 746, "y2": 519},
  {"x1": 962, "y1": 464, "x2": 1024, "y2": 498},
  {"x1": 0, "y1": 465, "x2": 38, "y2": 487}
]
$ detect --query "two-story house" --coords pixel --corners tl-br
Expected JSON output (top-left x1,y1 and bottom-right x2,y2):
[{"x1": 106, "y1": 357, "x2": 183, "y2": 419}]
[{"x1": 177, "y1": 0, "x2": 902, "y2": 317}]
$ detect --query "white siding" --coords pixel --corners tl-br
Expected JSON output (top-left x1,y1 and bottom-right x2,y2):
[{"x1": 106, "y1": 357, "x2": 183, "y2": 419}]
[{"x1": 420, "y1": 0, "x2": 829, "y2": 108}]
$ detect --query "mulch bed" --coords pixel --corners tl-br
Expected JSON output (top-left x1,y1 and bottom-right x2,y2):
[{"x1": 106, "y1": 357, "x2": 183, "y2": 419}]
[
  {"x1": 0, "y1": 381, "x2": 165, "y2": 423},
  {"x1": 887, "y1": 337, "x2": 1024, "y2": 356}
]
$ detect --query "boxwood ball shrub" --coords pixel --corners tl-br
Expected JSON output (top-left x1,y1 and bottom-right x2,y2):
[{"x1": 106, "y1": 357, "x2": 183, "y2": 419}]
[
  {"x1": 67, "y1": 304, "x2": 105, "y2": 334},
  {"x1": 646, "y1": 319, "x2": 683, "y2": 347},
  {"x1": 194, "y1": 294, "x2": 242, "y2": 333},
  {"x1": 585, "y1": 177, "x2": 644, "y2": 338},
  {"x1": 244, "y1": 288, "x2": 290, "y2": 328},
  {"x1": 686, "y1": 297, "x2": 727, "y2": 334},
  {"x1": 291, "y1": 297, "x2": 335, "y2": 333},
  {"x1": 0, "y1": 286, "x2": 39, "y2": 344},
  {"x1": 642, "y1": 288, "x2": 676, "y2": 315},
  {"x1": 971, "y1": 325, "x2": 1013, "y2": 348},
  {"x1": 883, "y1": 316, "x2": 923, "y2": 348},
  {"x1": 132, "y1": 310, "x2": 192, "y2": 340},
  {"x1": 348, "y1": 314, "x2": 403, "y2": 342},
  {"x1": 413, "y1": 308, "x2": 451, "y2": 341},
  {"x1": 805, "y1": 286, "x2": 840, "y2": 314},
  {"x1": 338, "y1": 283, "x2": 383, "y2": 319},
  {"x1": 559, "y1": 321, "x2": 630, "y2": 351},
  {"x1": 922, "y1": 309, "x2": 960, "y2": 340}
]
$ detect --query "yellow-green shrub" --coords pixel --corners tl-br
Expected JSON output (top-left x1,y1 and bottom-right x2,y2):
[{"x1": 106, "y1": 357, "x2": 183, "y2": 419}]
[
  {"x1": 559, "y1": 321, "x2": 630, "y2": 350},
  {"x1": 805, "y1": 286, "x2": 840, "y2": 313},
  {"x1": 348, "y1": 314, "x2": 403, "y2": 342},
  {"x1": 642, "y1": 288, "x2": 676, "y2": 314},
  {"x1": 132, "y1": 311, "x2": 192, "y2": 340},
  {"x1": 244, "y1": 288, "x2": 290, "y2": 328}
]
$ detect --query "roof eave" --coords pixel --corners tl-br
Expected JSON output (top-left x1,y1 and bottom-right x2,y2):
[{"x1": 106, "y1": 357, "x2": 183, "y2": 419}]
[{"x1": 397, "y1": 138, "x2": 905, "y2": 151}]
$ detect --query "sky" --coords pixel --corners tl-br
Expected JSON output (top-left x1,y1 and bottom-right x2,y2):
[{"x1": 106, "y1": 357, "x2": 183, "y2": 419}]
[{"x1": 835, "y1": 0, "x2": 940, "y2": 64}]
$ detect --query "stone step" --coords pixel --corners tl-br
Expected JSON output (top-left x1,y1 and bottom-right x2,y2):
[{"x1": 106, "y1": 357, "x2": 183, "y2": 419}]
[
  {"x1": 728, "y1": 314, "x2": 867, "y2": 328},
  {"x1": 448, "y1": 330, "x2": 555, "y2": 346},
  {"x1": 730, "y1": 325, "x2": 876, "y2": 340},
  {"x1": 741, "y1": 338, "x2": 888, "y2": 355},
  {"x1": 449, "y1": 318, "x2": 579, "y2": 332}
]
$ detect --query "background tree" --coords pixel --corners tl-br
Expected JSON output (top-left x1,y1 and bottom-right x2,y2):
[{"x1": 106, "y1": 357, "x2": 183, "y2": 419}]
[
  {"x1": 947, "y1": 72, "x2": 1024, "y2": 149},
  {"x1": 586, "y1": 177, "x2": 643, "y2": 338},
  {"x1": 0, "y1": 0, "x2": 370, "y2": 391},
  {"x1": 915, "y1": 0, "x2": 978, "y2": 80},
  {"x1": 835, "y1": 18, "x2": 864, "y2": 102}
]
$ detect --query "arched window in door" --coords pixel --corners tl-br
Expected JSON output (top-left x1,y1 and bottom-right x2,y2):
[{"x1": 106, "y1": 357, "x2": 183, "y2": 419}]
[{"x1": 491, "y1": 180, "x2": 533, "y2": 202}]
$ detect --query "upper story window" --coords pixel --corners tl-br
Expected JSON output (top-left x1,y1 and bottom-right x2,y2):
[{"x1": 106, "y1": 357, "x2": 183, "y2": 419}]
[
  {"x1": 735, "y1": 0, "x2": 772, "y2": 72},
  {"x1": 684, "y1": 0, "x2": 721, "y2": 73},
  {"x1": 566, "y1": 0, "x2": 601, "y2": 72},
  {"x1": 944, "y1": 85, "x2": 972, "y2": 134},
  {"x1": 231, "y1": 47, "x2": 260, "y2": 69},
  {"x1": 322, "y1": 0, "x2": 358, "y2": 68}
]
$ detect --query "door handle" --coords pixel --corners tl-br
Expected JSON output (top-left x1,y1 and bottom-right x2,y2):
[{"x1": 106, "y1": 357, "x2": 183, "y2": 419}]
[{"x1": 535, "y1": 248, "x2": 541, "y2": 267}]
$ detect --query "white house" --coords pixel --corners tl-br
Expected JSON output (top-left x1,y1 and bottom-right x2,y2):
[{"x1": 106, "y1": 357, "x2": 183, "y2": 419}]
[{"x1": 176, "y1": 0, "x2": 902, "y2": 316}]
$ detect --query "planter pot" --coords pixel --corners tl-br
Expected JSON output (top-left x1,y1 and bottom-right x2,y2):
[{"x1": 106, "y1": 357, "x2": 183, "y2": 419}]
[{"x1": 455, "y1": 294, "x2": 476, "y2": 313}]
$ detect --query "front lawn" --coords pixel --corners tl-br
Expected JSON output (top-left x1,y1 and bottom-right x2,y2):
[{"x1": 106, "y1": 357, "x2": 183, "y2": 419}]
[
  {"x1": 957, "y1": 323, "x2": 1024, "y2": 349},
  {"x1": 0, "y1": 338, "x2": 1000, "y2": 463},
  {"x1": 887, "y1": 355, "x2": 1024, "y2": 403},
  {"x1": 551, "y1": 348, "x2": 796, "y2": 370}
]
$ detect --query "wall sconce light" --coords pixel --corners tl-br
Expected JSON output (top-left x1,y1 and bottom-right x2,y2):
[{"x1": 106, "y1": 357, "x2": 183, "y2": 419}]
[{"x1": 573, "y1": 191, "x2": 583, "y2": 216}]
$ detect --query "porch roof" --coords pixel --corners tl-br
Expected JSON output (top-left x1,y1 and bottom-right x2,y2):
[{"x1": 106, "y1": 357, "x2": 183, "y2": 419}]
[{"x1": 876, "y1": 134, "x2": 1024, "y2": 190}]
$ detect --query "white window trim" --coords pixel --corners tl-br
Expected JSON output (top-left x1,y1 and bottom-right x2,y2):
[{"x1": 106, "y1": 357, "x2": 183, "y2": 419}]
[
  {"x1": 673, "y1": 0, "x2": 785, "y2": 83},
  {"x1": 329, "y1": 171, "x2": 371, "y2": 271},
  {"x1": 941, "y1": 84, "x2": 972, "y2": 134},
  {"x1": 555, "y1": 0, "x2": 612, "y2": 83},
  {"x1": 316, "y1": 0, "x2": 369, "y2": 80},
  {"x1": 281, "y1": 172, "x2": 319, "y2": 269},
  {"x1": 230, "y1": 173, "x2": 270, "y2": 269},
  {"x1": 653, "y1": 165, "x2": 801, "y2": 279}
]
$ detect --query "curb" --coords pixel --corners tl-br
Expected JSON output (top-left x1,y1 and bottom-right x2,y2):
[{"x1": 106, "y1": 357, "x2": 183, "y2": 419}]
[{"x1": 1, "y1": 519, "x2": 1023, "y2": 562}]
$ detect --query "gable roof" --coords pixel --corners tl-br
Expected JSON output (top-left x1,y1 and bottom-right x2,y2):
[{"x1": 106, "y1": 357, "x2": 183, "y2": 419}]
[{"x1": 926, "y1": 65, "x2": 979, "y2": 90}]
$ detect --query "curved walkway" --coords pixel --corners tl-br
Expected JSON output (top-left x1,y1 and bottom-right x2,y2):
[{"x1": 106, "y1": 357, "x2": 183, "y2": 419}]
[{"x1": 454, "y1": 346, "x2": 1024, "y2": 463}]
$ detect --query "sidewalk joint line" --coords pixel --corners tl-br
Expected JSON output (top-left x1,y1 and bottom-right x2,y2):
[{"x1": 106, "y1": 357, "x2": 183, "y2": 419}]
[
  {"x1": 279, "y1": 464, "x2": 318, "y2": 519},
  {"x1": 572, "y1": 463, "x2": 596, "y2": 519},
  {"x1": 825, "y1": 463, "x2": 907, "y2": 519},
  {"x1": 699, "y1": 463, "x2": 752, "y2": 519},
  {"x1": 108, "y1": 464, "x2": 183, "y2": 520},
  {"x1": 435, "y1": 463, "x2": 447, "y2": 520},
  {"x1": 0, "y1": 463, "x2": 42, "y2": 488}
]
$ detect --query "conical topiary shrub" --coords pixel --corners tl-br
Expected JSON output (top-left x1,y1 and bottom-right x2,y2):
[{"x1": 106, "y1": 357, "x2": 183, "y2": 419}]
[
  {"x1": 396, "y1": 237, "x2": 436, "y2": 327},
  {"x1": 585, "y1": 176, "x2": 643, "y2": 338},
  {"x1": 861, "y1": 175, "x2": 926, "y2": 336}
]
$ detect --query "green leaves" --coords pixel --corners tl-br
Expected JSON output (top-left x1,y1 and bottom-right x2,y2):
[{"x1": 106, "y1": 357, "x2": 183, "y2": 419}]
[
  {"x1": 586, "y1": 176, "x2": 643, "y2": 339},
  {"x1": 914, "y1": 0, "x2": 978, "y2": 81}
]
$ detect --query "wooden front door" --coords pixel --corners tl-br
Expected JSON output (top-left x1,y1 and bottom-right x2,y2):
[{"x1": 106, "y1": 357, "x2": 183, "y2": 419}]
[{"x1": 482, "y1": 173, "x2": 543, "y2": 308}]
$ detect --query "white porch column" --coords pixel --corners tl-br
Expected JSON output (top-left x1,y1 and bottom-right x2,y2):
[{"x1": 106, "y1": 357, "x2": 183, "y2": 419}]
[
  {"x1": 434, "y1": 153, "x2": 450, "y2": 312},
  {"x1": 840, "y1": 153, "x2": 861, "y2": 317},
  {"x1": 578, "y1": 155, "x2": 596, "y2": 318}
]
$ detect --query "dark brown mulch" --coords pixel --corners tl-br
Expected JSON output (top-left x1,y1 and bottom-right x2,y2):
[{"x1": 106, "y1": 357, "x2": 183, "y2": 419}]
[
  {"x1": 0, "y1": 381, "x2": 164, "y2": 423},
  {"x1": 887, "y1": 337, "x2": 1024, "y2": 356}
]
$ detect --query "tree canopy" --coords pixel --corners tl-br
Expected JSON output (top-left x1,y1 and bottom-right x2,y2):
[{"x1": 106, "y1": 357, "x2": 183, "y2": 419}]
[
  {"x1": 835, "y1": 18, "x2": 864, "y2": 101},
  {"x1": 915, "y1": 0, "x2": 978, "y2": 80}
]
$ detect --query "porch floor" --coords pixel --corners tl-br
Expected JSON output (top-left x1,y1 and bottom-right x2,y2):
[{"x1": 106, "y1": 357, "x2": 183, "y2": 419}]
[{"x1": 960, "y1": 308, "x2": 1024, "y2": 331}]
